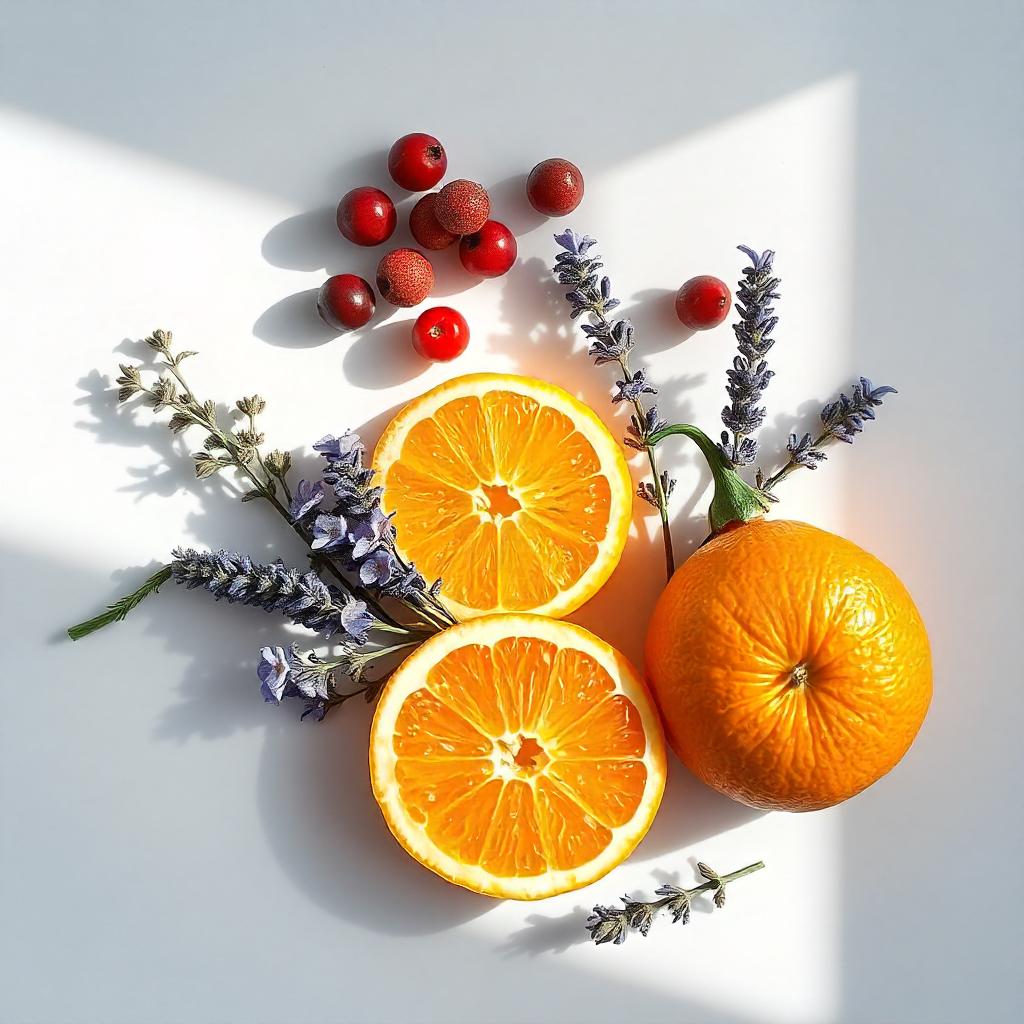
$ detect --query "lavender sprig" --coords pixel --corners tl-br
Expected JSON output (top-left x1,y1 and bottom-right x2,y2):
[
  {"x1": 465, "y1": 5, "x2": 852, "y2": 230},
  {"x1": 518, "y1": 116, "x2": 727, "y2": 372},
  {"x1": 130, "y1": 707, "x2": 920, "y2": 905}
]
[
  {"x1": 586, "y1": 860, "x2": 765, "y2": 946},
  {"x1": 112, "y1": 330, "x2": 453, "y2": 634},
  {"x1": 719, "y1": 246, "x2": 780, "y2": 468},
  {"x1": 66, "y1": 547, "x2": 393, "y2": 643},
  {"x1": 170, "y1": 547, "x2": 375, "y2": 641},
  {"x1": 258, "y1": 641, "x2": 416, "y2": 721},
  {"x1": 553, "y1": 229, "x2": 676, "y2": 577},
  {"x1": 758, "y1": 378, "x2": 897, "y2": 494}
]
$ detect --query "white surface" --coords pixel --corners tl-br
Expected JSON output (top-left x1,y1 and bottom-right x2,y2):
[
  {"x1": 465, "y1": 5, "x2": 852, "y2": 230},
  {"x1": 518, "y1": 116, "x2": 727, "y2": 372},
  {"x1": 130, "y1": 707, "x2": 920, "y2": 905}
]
[{"x1": 1, "y1": 2, "x2": 1022, "y2": 1022}]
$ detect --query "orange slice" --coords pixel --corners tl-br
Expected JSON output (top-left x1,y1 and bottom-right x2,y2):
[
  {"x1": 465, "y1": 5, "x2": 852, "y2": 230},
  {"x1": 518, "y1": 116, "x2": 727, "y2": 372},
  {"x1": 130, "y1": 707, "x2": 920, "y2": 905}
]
[
  {"x1": 370, "y1": 614, "x2": 667, "y2": 899},
  {"x1": 373, "y1": 373, "x2": 632, "y2": 620}
]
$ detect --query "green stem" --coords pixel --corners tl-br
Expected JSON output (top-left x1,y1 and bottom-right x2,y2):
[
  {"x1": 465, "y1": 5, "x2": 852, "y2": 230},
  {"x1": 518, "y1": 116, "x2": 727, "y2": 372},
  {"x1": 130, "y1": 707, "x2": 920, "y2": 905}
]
[
  {"x1": 615, "y1": 356, "x2": 675, "y2": 580},
  {"x1": 648, "y1": 423, "x2": 771, "y2": 534},
  {"x1": 721, "y1": 860, "x2": 766, "y2": 883},
  {"x1": 650, "y1": 860, "x2": 766, "y2": 912},
  {"x1": 67, "y1": 565, "x2": 172, "y2": 640},
  {"x1": 761, "y1": 430, "x2": 834, "y2": 493}
]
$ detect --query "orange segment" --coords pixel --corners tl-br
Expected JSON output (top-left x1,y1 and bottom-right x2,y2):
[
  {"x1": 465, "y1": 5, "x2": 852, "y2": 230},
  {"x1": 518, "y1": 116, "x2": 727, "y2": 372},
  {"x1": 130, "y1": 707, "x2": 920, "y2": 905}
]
[
  {"x1": 483, "y1": 390, "x2": 541, "y2": 480},
  {"x1": 432, "y1": 396, "x2": 496, "y2": 481},
  {"x1": 396, "y1": 757, "x2": 493, "y2": 825},
  {"x1": 497, "y1": 520, "x2": 559, "y2": 610},
  {"x1": 374, "y1": 374, "x2": 632, "y2": 620},
  {"x1": 426, "y1": 644, "x2": 504, "y2": 736},
  {"x1": 383, "y1": 462, "x2": 474, "y2": 537},
  {"x1": 534, "y1": 777, "x2": 613, "y2": 870},
  {"x1": 480, "y1": 781, "x2": 546, "y2": 877},
  {"x1": 490, "y1": 635, "x2": 557, "y2": 734},
  {"x1": 441, "y1": 519, "x2": 498, "y2": 610},
  {"x1": 551, "y1": 694, "x2": 647, "y2": 760},
  {"x1": 425, "y1": 779, "x2": 504, "y2": 864},
  {"x1": 547, "y1": 759, "x2": 648, "y2": 828},
  {"x1": 370, "y1": 614, "x2": 667, "y2": 900},
  {"x1": 392, "y1": 689, "x2": 491, "y2": 759}
]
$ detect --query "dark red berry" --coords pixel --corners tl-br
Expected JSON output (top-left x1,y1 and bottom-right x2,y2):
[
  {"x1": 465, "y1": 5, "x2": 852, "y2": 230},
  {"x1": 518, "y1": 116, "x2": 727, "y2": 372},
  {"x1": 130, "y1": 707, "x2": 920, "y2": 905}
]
[
  {"x1": 412, "y1": 306, "x2": 469, "y2": 362},
  {"x1": 388, "y1": 133, "x2": 447, "y2": 192},
  {"x1": 527, "y1": 158, "x2": 584, "y2": 216},
  {"x1": 674, "y1": 275, "x2": 732, "y2": 330},
  {"x1": 459, "y1": 220, "x2": 517, "y2": 278},
  {"x1": 434, "y1": 179, "x2": 490, "y2": 235},
  {"x1": 409, "y1": 193, "x2": 459, "y2": 250},
  {"x1": 336, "y1": 186, "x2": 397, "y2": 246},
  {"x1": 317, "y1": 274, "x2": 376, "y2": 331},
  {"x1": 376, "y1": 248, "x2": 434, "y2": 307}
]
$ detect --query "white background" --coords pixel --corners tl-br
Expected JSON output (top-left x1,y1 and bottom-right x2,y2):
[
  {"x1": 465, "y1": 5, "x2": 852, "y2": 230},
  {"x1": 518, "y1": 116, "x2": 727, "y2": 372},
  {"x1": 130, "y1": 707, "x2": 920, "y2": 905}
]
[{"x1": 2, "y1": 2, "x2": 1022, "y2": 1022}]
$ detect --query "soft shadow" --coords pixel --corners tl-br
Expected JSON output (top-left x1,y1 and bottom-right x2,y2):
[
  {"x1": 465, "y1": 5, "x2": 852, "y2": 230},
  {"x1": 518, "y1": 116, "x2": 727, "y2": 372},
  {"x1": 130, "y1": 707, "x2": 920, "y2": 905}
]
[
  {"x1": 256, "y1": 709, "x2": 490, "y2": 936},
  {"x1": 341, "y1": 317, "x2": 432, "y2": 390},
  {"x1": 429, "y1": 246, "x2": 484, "y2": 298},
  {"x1": 261, "y1": 207, "x2": 342, "y2": 272},
  {"x1": 630, "y1": 287, "x2": 696, "y2": 353},
  {"x1": 755, "y1": 397, "x2": 825, "y2": 469},
  {"x1": 253, "y1": 289, "x2": 340, "y2": 348},
  {"x1": 486, "y1": 173, "x2": 549, "y2": 237},
  {"x1": 633, "y1": 760, "x2": 766, "y2": 860},
  {"x1": 497, "y1": 905, "x2": 591, "y2": 957}
]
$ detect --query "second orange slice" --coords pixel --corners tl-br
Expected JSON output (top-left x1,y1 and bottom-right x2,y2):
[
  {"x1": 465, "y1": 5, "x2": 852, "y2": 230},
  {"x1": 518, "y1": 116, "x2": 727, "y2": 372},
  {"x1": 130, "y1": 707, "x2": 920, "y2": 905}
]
[{"x1": 374, "y1": 373, "x2": 632, "y2": 619}]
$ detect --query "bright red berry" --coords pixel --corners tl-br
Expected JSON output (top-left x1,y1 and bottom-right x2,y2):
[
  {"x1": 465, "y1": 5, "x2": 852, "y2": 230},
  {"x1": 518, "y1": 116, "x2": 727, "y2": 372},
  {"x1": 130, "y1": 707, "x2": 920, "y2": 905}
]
[
  {"x1": 388, "y1": 133, "x2": 447, "y2": 191},
  {"x1": 336, "y1": 186, "x2": 397, "y2": 246},
  {"x1": 434, "y1": 179, "x2": 490, "y2": 235},
  {"x1": 409, "y1": 193, "x2": 459, "y2": 250},
  {"x1": 412, "y1": 306, "x2": 469, "y2": 361},
  {"x1": 459, "y1": 220, "x2": 517, "y2": 278},
  {"x1": 527, "y1": 158, "x2": 584, "y2": 216},
  {"x1": 317, "y1": 274, "x2": 375, "y2": 331},
  {"x1": 376, "y1": 248, "x2": 434, "y2": 307},
  {"x1": 674, "y1": 275, "x2": 732, "y2": 330}
]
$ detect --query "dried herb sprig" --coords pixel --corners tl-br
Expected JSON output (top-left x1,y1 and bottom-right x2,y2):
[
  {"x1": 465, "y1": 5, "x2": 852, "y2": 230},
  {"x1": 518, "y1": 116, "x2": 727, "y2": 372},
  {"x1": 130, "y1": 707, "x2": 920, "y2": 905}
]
[
  {"x1": 586, "y1": 860, "x2": 765, "y2": 946},
  {"x1": 111, "y1": 329, "x2": 454, "y2": 634},
  {"x1": 553, "y1": 230, "x2": 677, "y2": 577},
  {"x1": 258, "y1": 642, "x2": 415, "y2": 721},
  {"x1": 553, "y1": 236, "x2": 901, "y2": 540},
  {"x1": 720, "y1": 246, "x2": 780, "y2": 468},
  {"x1": 68, "y1": 548, "x2": 414, "y2": 644},
  {"x1": 757, "y1": 378, "x2": 898, "y2": 496}
]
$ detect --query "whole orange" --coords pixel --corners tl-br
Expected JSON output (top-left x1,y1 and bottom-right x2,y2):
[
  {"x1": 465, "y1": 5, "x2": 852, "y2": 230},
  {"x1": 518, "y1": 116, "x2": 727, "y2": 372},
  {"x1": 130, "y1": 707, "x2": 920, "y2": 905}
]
[{"x1": 644, "y1": 519, "x2": 931, "y2": 811}]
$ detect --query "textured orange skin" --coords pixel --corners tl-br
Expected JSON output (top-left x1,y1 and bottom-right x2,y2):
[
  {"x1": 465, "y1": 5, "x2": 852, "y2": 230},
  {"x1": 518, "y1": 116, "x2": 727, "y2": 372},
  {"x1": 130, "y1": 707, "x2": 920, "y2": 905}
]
[{"x1": 644, "y1": 519, "x2": 932, "y2": 811}]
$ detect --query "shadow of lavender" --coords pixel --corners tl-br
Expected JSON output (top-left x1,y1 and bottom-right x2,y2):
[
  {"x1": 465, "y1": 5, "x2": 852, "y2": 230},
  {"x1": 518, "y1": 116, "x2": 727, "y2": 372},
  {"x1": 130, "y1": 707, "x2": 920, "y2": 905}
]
[{"x1": 71, "y1": 346, "x2": 490, "y2": 937}]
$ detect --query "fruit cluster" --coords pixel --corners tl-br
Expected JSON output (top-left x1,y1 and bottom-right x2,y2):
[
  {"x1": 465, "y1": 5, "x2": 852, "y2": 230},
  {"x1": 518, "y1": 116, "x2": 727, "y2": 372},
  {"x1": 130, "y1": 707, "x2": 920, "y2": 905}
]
[{"x1": 317, "y1": 134, "x2": 585, "y2": 361}]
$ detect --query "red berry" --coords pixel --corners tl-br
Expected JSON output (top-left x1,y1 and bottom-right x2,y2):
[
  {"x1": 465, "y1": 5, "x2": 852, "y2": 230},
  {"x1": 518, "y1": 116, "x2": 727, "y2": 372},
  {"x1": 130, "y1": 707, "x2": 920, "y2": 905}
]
[
  {"x1": 409, "y1": 193, "x2": 459, "y2": 250},
  {"x1": 317, "y1": 274, "x2": 375, "y2": 331},
  {"x1": 388, "y1": 132, "x2": 447, "y2": 192},
  {"x1": 376, "y1": 248, "x2": 434, "y2": 307},
  {"x1": 459, "y1": 220, "x2": 517, "y2": 278},
  {"x1": 527, "y1": 158, "x2": 584, "y2": 216},
  {"x1": 434, "y1": 179, "x2": 490, "y2": 235},
  {"x1": 674, "y1": 275, "x2": 732, "y2": 330},
  {"x1": 412, "y1": 306, "x2": 469, "y2": 361},
  {"x1": 336, "y1": 186, "x2": 396, "y2": 246}
]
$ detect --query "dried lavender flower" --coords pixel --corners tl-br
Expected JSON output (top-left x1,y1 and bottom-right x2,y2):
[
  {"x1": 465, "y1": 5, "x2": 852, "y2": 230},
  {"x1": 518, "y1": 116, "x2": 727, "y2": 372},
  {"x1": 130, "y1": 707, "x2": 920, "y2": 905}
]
[
  {"x1": 719, "y1": 246, "x2": 781, "y2": 468},
  {"x1": 310, "y1": 430, "x2": 455, "y2": 624},
  {"x1": 170, "y1": 547, "x2": 374, "y2": 642},
  {"x1": 289, "y1": 479, "x2": 324, "y2": 522},
  {"x1": 259, "y1": 640, "x2": 419, "y2": 721},
  {"x1": 552, "y1": 229, "x2": 676, "y2": 576},
  {"x1": 759, "y1": 377, "x2": 898, "y2": 494},
  {"x1": 586, "y1": 860, "x2": 764, "y2": 946}
]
